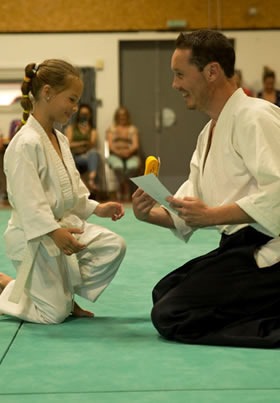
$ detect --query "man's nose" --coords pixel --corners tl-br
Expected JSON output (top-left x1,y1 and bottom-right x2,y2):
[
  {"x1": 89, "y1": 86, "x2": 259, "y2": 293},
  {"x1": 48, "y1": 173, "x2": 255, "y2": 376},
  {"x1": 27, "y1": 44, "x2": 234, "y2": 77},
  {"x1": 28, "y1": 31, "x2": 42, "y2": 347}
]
[{"x1": 172, "y1": 77, "x2": 179, "y2": 90}]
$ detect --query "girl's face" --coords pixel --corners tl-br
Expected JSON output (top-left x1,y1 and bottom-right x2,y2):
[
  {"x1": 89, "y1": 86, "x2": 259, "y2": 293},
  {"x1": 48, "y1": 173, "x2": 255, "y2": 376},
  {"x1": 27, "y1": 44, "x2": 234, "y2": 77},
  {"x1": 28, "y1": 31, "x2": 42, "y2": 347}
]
[{"x1": 47, "y1": 77, "x2": 83, "y2": 124}]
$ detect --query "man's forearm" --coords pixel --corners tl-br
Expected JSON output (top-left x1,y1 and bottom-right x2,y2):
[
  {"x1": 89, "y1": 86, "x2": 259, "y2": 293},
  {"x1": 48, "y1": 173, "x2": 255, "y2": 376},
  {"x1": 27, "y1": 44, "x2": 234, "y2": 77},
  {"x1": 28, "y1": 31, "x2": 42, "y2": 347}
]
[{"x1": 209, "y1": 203, "x2": 254, "y2": 226}]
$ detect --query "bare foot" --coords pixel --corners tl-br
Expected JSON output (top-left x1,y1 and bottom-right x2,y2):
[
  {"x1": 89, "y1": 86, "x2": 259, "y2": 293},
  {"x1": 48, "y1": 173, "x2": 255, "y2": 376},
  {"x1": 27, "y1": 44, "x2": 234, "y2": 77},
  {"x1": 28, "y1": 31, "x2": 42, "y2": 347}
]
[
  {"x1": 72, "y1": 301, "x2": 94, "y2": 318},
  {"x1": 0, "y1": 273, "x2": 13, "y2": 315},
  {"x1": 0, "y1": 273, "x2": 13, "y2": 294}
]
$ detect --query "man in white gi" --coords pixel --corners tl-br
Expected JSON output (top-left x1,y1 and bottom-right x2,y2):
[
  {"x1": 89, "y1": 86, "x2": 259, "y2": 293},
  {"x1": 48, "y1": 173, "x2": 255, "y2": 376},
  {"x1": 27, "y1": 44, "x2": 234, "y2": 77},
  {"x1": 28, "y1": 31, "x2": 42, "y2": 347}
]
[{"x1": 132, "y1": 30, "x2": 280, "y2": 347}]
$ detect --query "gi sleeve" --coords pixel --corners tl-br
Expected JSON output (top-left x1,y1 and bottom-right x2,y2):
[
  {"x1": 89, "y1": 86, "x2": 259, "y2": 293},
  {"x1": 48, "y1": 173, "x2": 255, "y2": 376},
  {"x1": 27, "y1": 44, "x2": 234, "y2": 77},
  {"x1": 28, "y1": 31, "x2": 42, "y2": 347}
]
[
  {"x1": 166, "y1": 145, "x2": 202, "y2": 242},
  {"x1": 71, "y1": 168, "x2": 99, "y2": 220},
  {"x1": 235, "y1": 105, "x2": 280, "y2": 237}
]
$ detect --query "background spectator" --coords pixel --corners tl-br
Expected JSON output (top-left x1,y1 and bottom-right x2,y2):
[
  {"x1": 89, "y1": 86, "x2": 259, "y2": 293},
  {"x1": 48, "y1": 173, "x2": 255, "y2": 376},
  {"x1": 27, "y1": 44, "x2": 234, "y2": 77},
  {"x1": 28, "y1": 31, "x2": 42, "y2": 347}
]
[
  {"x1": 106, "y1": 107, "x2": 141, "y2": 201},
  {"x1": 66, "y1": 103, "x2": 100, "y2": 195},
  {"x1": 257, "y1": 66, "x2": 280, "y2": 107}
]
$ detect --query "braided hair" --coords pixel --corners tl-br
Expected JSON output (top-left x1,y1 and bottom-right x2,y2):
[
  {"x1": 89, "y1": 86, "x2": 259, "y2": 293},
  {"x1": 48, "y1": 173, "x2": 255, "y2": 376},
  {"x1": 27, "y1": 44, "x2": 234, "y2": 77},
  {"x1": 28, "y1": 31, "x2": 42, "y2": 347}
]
[{"x1": 19, "y1": 59, "x2": 81, "y2": 131}]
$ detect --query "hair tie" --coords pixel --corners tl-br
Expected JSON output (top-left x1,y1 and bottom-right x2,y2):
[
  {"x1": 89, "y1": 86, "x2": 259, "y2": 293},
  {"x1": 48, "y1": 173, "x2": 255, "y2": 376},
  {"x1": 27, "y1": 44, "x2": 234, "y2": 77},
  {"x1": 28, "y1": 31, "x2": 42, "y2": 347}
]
[
  {"x1": 22, "y1": 94, "x2": 29, "y2": 98},
  {"x1": 24, "y1": 77, "x2": 31, "y2": 83},
  {"x1": 23, "y1": 110, "x2": 29, "y2": 114},
  {"x1": 32, "y1": 63, "x2": 40, "y2": 74},
  {"x1": 21, "y1": 118, "x2": 27, "y2": 124}
]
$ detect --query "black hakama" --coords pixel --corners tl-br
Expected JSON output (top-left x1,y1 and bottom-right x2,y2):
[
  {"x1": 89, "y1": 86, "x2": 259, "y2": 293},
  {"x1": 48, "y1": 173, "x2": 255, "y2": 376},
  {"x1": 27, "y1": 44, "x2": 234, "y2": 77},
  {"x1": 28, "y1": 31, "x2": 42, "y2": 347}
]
[{"x1": 152, "y1": 226, "x2": 280, "y2": 348}]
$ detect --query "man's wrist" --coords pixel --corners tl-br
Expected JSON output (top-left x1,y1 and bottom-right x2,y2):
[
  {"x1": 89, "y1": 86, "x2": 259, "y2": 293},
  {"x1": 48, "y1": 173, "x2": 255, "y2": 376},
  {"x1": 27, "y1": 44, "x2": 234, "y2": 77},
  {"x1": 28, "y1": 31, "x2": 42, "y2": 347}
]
[
  {"x1": 93, "y1": 204, "x2": 101, "y2": 216},
  {"x1": 206, "y1": 207, "x2": 219, "y2": 226}
]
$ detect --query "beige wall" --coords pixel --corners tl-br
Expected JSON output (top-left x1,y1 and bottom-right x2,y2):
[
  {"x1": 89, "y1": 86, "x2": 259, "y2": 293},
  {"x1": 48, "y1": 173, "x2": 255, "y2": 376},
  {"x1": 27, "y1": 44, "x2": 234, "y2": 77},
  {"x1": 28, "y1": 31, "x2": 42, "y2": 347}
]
[
  {"x1": 0, "y1": 0, "x2": 279, "y2": 32},
  {"x1": 0, "y1": 30, "x2": 279, "y2": 143}
]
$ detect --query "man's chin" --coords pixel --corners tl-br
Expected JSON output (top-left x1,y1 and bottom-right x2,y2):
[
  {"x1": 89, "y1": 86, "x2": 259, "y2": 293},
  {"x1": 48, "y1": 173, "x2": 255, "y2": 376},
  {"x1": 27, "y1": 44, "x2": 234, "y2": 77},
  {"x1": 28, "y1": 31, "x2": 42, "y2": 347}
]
[
  {"x1": 185, "y1": 102, "x2": 196, "y2": 110},
  {"x1": 184, "y1": 98, "x2": 196, "y2": 110}
]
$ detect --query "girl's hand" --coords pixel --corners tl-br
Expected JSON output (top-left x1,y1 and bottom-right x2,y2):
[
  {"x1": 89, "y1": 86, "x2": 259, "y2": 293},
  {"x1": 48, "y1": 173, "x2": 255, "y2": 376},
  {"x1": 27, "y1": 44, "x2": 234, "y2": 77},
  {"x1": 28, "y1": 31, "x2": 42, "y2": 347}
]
[
  {"x1": 49, "y1": 227, "x2": 86, "y2": 255},
  {"x1": 94, "y1": 202, "x2": 125, "y2": 221}
]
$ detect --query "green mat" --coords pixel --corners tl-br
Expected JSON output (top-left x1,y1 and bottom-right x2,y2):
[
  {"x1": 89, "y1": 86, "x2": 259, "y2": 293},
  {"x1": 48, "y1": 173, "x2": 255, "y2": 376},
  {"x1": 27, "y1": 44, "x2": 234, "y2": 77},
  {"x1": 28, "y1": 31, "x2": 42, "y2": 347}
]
[{"x1": 1, "y1": 208, "x2": 280, "y2": 403}]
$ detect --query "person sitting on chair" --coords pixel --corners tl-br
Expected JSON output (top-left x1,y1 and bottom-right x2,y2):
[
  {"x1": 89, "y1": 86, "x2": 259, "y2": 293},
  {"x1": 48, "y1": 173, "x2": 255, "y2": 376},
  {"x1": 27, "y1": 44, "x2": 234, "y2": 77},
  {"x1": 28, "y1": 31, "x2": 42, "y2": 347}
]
[
  {"x1": 66, "y1": 103, "x2": 99, "y2": 194},
  {"x1": 106, "y1": 107, "x2": 141, "y2": 201}
]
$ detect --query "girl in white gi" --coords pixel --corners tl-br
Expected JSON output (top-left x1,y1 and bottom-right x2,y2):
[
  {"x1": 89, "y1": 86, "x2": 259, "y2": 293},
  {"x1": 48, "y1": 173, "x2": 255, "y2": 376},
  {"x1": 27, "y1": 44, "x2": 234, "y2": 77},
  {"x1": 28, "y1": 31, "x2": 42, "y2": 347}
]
[{"x1": 0, "y1": 59, "x2": 126, "y2": 324}]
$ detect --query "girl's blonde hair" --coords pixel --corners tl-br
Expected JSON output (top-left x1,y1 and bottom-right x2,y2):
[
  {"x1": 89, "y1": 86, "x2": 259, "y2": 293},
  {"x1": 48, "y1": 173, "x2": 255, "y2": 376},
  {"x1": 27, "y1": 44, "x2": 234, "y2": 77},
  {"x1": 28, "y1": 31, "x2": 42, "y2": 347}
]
[{"x1": 19, "y1": 59, "x2": 80, "y2": 129}]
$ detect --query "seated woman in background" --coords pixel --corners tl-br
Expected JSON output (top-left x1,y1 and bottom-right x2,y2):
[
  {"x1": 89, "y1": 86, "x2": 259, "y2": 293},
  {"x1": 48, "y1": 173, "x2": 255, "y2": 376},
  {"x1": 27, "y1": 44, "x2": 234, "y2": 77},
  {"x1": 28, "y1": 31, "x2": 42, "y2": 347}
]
[
  {"x1": 257, "y1": 66, "x2": 280, "y2": 107},
  {"x1": 106, "y1": 107, "x2": 141, "y2": 201},
  {"x1": 66, "y1": 104, "x2": 99, "y2": 194}
]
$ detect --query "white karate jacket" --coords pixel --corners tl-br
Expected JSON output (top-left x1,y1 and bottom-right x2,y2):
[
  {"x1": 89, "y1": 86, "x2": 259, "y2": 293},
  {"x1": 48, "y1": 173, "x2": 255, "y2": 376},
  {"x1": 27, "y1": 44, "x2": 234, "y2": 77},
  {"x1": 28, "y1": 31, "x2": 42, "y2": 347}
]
[{"x1": 170, "y1": 88, "x2": 280, "y2": 268}]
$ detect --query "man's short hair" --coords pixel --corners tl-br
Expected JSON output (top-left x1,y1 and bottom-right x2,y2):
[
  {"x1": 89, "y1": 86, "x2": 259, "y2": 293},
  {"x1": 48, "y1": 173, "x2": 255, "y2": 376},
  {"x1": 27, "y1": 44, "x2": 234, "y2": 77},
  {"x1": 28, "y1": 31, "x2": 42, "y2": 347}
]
[{"x1": 176, "y1": 30, "x2": 235, "y2": 78}]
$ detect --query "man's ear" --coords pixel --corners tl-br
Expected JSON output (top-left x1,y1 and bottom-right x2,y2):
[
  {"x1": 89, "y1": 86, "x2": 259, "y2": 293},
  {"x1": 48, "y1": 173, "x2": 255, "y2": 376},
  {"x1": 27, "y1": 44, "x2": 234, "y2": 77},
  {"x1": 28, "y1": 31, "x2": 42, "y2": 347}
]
[{"x1": 204, "y1": 62, "x2": 220, "y2": 82}]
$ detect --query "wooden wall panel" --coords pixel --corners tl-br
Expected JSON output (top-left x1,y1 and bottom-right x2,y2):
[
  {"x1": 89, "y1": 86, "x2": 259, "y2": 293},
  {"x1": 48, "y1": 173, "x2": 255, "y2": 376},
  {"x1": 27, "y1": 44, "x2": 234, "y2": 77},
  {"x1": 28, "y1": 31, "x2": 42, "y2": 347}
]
[
  {"x1": 220, "y1": 0, "x2": 280, "y2": 30},
  {"x1": 0, "y1": 0, "x2": 279, "y2": 32}
]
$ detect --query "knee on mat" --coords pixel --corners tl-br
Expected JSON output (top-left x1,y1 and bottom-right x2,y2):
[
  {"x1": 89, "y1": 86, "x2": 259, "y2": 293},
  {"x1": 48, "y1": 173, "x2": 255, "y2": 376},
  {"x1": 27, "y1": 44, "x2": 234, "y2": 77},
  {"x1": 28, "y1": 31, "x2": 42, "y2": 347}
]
[
  {"x1": 40, "y1": 303, "x2": 71, "y2": 325},
  {"x1": 151, "y1": 301, "x2": 170, "y2": 335},
  {"x1": 151, "y1": 300, "x2": 180, "y2": 340},
  {"x1": 152, "y1": 299, "x2": 215, "y2": 342}
]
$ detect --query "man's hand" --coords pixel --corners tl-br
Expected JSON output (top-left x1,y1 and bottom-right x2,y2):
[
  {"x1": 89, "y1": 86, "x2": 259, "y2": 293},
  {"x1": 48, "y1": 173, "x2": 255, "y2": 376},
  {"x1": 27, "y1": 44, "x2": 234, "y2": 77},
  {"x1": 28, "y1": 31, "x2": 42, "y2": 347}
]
[
  {"x1": 166, "y1": 196, "x2": 211, "y2": 227},
  {"x1": 49, "y1": 228, "x2": 86, "y2": 255},
  {"x1": 167, "y1": 196, "x2": 254, "y2": 227},
  {"x1": 94, "y1": 202, "x2": 125, "y2": 221},
  {"x1": 132, "y1": 188, "x2": 157, "y2": 221}
]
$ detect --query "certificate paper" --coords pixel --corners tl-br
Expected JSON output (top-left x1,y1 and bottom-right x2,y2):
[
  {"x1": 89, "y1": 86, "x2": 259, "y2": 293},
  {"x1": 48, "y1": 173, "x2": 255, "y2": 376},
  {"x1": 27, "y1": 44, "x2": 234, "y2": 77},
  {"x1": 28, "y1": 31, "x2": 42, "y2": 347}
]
[{"x1": 130, "y1": 174, "x2": 176, "y2": 213}]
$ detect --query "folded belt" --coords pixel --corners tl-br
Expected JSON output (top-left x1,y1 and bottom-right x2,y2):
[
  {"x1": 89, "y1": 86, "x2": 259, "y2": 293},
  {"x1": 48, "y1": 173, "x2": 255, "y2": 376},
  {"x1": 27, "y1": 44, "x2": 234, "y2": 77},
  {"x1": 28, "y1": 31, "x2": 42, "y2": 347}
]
[{"x1": 8, "y1": 240, "x2": 82, "y2": 304}]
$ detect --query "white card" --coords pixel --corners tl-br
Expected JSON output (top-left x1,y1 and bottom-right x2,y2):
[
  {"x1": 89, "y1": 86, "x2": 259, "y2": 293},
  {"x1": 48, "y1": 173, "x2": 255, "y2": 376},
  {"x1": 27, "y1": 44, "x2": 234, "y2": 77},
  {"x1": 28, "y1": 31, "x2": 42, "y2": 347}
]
[{"x1": 130, "y1": 173, "x2": 176, "y2": 213}]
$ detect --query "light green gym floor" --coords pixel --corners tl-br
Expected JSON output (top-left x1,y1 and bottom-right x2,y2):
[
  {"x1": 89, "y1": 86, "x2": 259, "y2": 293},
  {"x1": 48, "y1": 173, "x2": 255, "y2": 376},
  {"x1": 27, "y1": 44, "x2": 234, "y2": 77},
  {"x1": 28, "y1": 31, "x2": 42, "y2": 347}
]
[{"x1": 1, "y1": 208, "x2": 280, "y2": 403}]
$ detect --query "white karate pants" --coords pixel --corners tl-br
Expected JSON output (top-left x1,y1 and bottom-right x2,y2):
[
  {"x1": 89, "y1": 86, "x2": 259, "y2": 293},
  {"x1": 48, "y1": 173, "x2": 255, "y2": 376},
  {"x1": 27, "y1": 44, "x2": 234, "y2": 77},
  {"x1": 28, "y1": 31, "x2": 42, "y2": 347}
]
[{"x1": 0, "y1": 223, "x2": 126, "y2": 324}]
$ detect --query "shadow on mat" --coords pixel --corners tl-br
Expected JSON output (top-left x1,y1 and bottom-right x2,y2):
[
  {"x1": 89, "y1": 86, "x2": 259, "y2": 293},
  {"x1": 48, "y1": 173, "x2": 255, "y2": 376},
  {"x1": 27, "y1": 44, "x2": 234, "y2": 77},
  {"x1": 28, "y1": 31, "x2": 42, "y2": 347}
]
[
  {"x1": 19, "y1": 316, "x2": 156, "y2": 341},
  {"x1": 65, "y1": 315, "x2": 151, "y2": 324}
]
